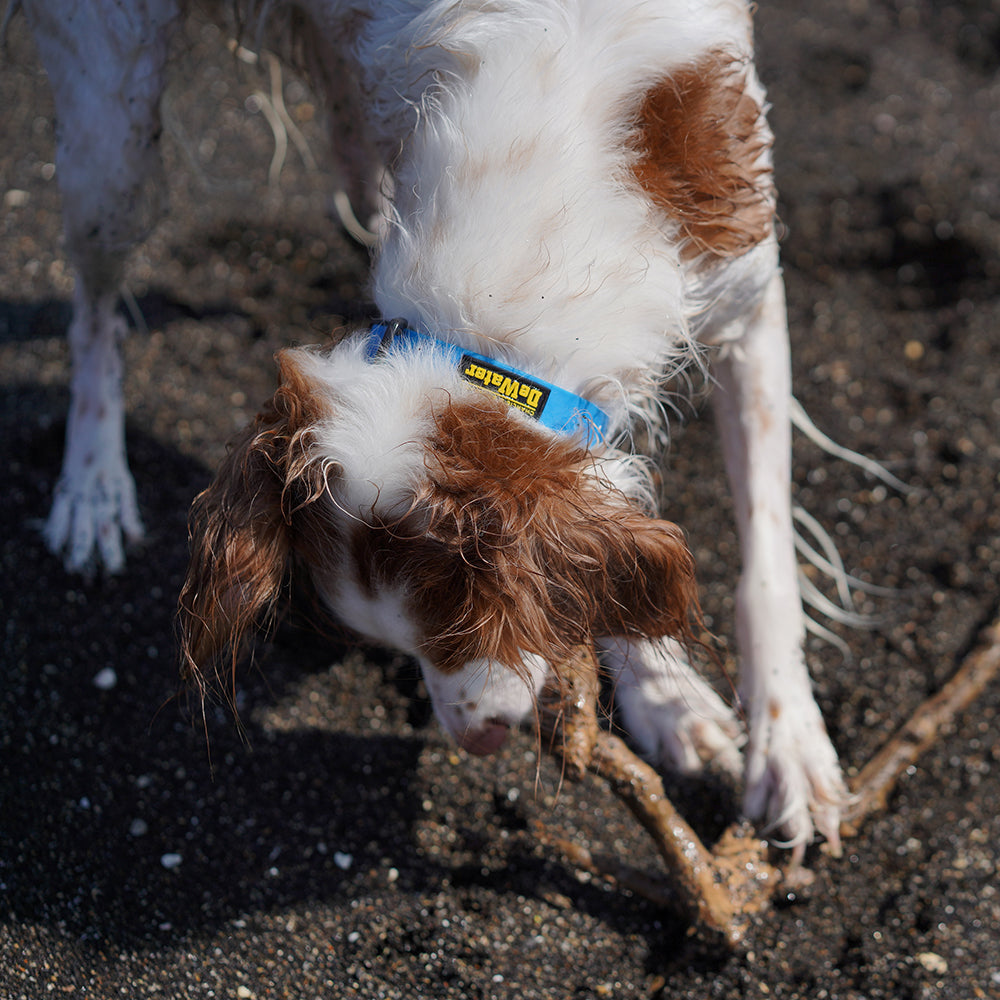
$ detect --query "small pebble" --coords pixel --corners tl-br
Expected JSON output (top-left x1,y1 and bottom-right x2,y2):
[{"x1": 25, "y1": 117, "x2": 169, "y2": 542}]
[
  {"x1": 916, "y1": 952, "x2": 948, "y2": 974},
  {"x1": 4, "y1": 189, "x2": 29, "y2": 209},
  {"x1": 160, "y1": 853, "x2": 183, "y2": 870},
  {"x1": 334, "y1": 851, "x2": 353, "y2": 870},
  {"x1": 93, "y1": 667, "x2": 117, "y2": 690}
]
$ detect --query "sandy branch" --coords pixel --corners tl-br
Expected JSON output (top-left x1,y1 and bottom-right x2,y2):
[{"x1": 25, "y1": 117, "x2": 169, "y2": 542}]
[
  {"x1": 536, "y1": 616, "x2": 1000, "y2": 945},
  {"x1": 841, "y1": 615, "x2": 1000, "y2": 836}
]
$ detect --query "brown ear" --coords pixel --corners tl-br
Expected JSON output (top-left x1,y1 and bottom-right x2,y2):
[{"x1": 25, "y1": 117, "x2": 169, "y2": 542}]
[
  {"x1": 552, "y1": 503, "x2": 699, "y2": 645},
  {"x1": 398, "y1": 481, "x2": 699, "y2": 677},
  {"x1": 178, "y1": 350, "x2": 330, "y2": 703},
  {"x1": 394, "y1": 398, "x2": 699, "y2": 674}
]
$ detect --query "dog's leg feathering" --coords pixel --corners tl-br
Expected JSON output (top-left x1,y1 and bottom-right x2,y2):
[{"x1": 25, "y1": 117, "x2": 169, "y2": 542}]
[{"x1": 713, "y1": 273, "x2": 850, "y2": 857}]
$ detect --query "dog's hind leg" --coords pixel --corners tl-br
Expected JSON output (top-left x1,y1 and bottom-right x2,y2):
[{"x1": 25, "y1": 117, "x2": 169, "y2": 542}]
[
  {"x1": 22, "y1": 0, "x2": 180, "y2": 572},
  {"x1": 712, "y1": 272, "x2": 849, "y2": 858}
]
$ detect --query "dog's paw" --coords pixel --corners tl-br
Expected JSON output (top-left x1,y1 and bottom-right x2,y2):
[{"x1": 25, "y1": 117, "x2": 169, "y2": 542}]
[
  {"x1": 43, "y1": 467, "x2": 144, "y2": 574},
  {"x1": 620, "y1": 682, "x2": 745, "y2": 777},
  {"x1": 742, "y1": 702, "x2": 850, "y2": 860},
  {"x1": 606, "y1": 638, "x2": 745, "y2": 777}
]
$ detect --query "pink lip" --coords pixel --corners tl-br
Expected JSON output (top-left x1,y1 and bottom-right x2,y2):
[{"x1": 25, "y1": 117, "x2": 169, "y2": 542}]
[{"x1": 458, "y1": 720, "x2": 510, "y2": 756}]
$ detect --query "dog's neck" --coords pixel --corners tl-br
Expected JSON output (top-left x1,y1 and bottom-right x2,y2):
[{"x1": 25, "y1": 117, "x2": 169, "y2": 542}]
[{"x1": 363, "y1": 6, "x2": 704, "y2": 418}]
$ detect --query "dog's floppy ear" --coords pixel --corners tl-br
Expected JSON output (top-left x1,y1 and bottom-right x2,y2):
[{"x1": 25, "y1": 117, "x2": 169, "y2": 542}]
[
  {"x1": 178, "y1": 349, "x2": 330, "y2": 702},
  {"x1": 399, "y1": 398, "x2": 700, "y2": 673},
  {"x1": 482, "y1": 489, "x2": 701, "y2": 661},
  {"x1": 554, "y1": 500, "x2": 699, "y2": 645}
]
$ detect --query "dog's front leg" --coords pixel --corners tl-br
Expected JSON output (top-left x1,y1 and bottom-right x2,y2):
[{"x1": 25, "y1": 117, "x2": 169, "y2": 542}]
[
  {"x1": 712, "y1": 273, "x2": 848, "y2": 857},
  {"x1": 600, "y1": 636, "x2": 743, "y2": 778}
]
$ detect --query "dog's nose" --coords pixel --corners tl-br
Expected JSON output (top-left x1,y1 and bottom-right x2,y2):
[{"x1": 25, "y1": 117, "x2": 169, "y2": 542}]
[{"x1": 458, "y1": 719, "x2": 510, "y2": 756}]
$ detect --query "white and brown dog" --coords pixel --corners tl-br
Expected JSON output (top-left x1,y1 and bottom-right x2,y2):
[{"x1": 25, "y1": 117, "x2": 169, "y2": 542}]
[{"x1": 25, "y1": 0, "x2": 848, "y2": 855}]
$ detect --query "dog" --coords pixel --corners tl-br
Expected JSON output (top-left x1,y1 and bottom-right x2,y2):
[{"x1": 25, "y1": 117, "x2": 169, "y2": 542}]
[{"x1": 25, "y1": 0, "x2": 849, "y2": 856}]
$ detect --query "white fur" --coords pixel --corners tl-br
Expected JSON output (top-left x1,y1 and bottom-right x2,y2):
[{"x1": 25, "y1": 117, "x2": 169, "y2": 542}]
[
  {"x1": 362, "y1": 0, "x2": 756, "y2": 427},
  {"x1": 327, "y1": 583, "x2": 421, "y2": 658},
  {"x1": 29, "y1": 0, "x2": 851, "y2": 855},
  {"x1": 599, "y1": 636, "x2": 744, "y2": 778},
  {"x1": 418, "y1": 653, "x2": 550, "y2": 750},
  {"x1": 42, "y1": 286, "x2": 144, "y2": 571},
  {"x1": 23, "y1": 0, "x2": 179, "y2": 573},
  {"x1": 291, "y1": 338, "x2": 472, "y2": 519}
]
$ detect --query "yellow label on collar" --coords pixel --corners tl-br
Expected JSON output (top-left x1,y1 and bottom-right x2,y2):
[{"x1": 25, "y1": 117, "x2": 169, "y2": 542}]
[{"x1": 460, "y1": 355, "x2": 550, "y2": 419}]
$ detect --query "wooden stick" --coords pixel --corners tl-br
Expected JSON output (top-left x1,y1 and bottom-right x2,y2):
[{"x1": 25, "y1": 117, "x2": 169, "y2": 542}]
[
  {"x1": 534, "y1": 613, "x2": 1000, "y2": 940},
  {"x1": 842, "y1": 616, "x2": 1000, "y2": 837},
  {"x1": 531, "y1": 822, "x2": 677, "y2": 908},
  {"x1": 588, "y1": 731, "x2": 772, "y2": 946},
  {"x1": 538, "y1": 646, "x2": 774, "y2": 947}
]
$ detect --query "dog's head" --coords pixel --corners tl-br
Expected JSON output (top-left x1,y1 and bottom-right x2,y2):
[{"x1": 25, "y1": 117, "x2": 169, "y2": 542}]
[{"x1": 178, "y1": 337, "x2": 698, "y2": 753}]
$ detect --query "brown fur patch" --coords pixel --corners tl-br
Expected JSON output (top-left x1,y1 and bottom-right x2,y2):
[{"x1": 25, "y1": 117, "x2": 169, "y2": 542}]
[
  {"x1": 358, "y1": 397, "x2": 700, "y2": 678},
  {"x1": 178, "y1": 349, "x2": 336, "y2": 705},
  {"x1": 632, "y1": 51, "x2": 775, "y2": 259}
]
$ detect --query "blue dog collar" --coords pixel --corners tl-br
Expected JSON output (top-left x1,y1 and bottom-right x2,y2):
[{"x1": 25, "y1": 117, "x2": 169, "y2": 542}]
[{"x1": 364, "y1": 319, "x2": 610, "y2": 449}]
